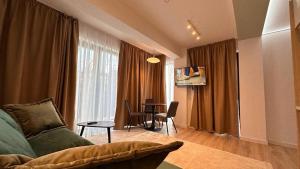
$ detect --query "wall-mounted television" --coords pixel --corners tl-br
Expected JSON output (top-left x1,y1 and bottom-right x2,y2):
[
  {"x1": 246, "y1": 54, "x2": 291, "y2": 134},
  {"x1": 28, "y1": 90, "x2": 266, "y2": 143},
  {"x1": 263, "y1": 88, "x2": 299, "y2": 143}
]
[{"x1": 175, "y1": 66, "x2": 206, "y2": 86}]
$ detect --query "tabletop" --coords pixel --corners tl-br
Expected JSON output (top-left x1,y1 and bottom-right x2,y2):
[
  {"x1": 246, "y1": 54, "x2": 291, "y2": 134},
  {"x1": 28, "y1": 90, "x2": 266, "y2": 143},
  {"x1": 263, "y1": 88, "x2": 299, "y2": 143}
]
[
  {"x1": 77, "y1": 121, "x2": 115, "y2": 128},
  {"x1": 142, "y1": 103, "x2": 166, "y2": 106}
]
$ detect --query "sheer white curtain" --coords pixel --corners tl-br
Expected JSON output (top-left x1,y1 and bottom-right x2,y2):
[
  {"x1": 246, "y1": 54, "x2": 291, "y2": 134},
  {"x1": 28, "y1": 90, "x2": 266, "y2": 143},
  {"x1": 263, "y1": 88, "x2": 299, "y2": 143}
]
[
  {"x1": 75, "y1": 22, "x2": 120, "y2": 137},
  {"x1": 165, "y1": 59, "x2": 175, "y2": 109}
]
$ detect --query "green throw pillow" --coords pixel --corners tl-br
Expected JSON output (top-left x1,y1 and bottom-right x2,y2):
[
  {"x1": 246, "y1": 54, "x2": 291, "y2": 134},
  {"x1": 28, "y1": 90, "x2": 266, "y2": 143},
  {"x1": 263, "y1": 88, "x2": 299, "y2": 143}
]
[
  {"x1": 28, "y1": 126, "x2": 93, "y2": 157},
  {"x1": 2, "y1": 98, "x2": 65, "y2": 138},
  {"x1": 0, "y1": 110, "x2": 36, "y2": 157}
]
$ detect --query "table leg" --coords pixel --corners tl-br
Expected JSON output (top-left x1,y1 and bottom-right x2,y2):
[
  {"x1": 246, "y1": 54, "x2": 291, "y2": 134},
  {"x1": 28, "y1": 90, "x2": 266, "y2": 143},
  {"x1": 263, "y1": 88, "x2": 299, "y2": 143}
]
[
  {"x1": 151, "y1": 112, "x2": 155, "y2": 129},
  {"x1": 80, "y1": 126, "x2": 85, "y2": 136},
  {"x1": 145, "y1": 105, "x2": 161, "y2": 132},
  {"x1": 107, "y1": 127, "x2": 111, "y2": 143}
]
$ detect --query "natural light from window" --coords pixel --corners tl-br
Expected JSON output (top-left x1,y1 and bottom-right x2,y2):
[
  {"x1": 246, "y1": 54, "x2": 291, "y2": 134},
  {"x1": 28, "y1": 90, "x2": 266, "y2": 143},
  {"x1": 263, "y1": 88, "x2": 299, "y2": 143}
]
[{"x1": 165, "y1": 59, "x2": 175, "y2": 108}]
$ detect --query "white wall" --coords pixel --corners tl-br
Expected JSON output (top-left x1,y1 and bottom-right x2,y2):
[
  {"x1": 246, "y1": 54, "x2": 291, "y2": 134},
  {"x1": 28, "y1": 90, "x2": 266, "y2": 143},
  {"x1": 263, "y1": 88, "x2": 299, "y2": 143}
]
[
  {"x1": 238, "y1": 37, "x2": 268, "y2": 144},
  {"x1": 262, "y1": 30, "x2": 298, "y2": 147},
  {"x1": 173, "y1": 53, "x2": 188, "y2": 128}
]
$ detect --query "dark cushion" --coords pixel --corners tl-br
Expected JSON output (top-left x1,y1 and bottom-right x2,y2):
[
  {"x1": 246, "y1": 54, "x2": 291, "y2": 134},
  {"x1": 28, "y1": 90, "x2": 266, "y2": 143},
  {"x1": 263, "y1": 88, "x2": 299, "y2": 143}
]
[
  {"x1": 28, "y1": 126, "x2": 93, "y2": 156},
  {"x1": 2, "y1": 98, "x2": 65, "y2": 138},
  {"x1": 0, "y1": 109, "x2": 36, "y2": 157},
  {"x1": 16, "y1": 141, "x2": 183, "y2": 169}
]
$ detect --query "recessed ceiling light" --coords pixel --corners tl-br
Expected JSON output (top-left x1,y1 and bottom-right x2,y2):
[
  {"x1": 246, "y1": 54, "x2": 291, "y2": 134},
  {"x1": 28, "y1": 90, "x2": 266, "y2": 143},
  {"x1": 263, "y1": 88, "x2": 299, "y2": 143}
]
[
  {"x1": 196, "y1": 36, "x2": 200, "y2": 40},
  {"x1": 192, "y1": 31, "x2": 196, "y2": 35},
  {"x1": 187, "y1": 24, "x2": 191, "y2": 29}
]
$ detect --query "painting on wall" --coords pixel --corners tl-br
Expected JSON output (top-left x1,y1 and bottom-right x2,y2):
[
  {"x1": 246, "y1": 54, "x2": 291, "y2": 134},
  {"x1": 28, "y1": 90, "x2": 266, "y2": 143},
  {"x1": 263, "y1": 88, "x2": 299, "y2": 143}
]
[{"x1": 175, "y1": 66, "x2": 206, "y2": 86}]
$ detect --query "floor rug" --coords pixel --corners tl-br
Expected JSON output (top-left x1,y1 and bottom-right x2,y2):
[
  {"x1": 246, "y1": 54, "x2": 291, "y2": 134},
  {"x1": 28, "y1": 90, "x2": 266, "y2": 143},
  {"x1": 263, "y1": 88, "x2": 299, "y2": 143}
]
[{"x1": 88, "y1": 131, "x2": 273, "y2": 169}]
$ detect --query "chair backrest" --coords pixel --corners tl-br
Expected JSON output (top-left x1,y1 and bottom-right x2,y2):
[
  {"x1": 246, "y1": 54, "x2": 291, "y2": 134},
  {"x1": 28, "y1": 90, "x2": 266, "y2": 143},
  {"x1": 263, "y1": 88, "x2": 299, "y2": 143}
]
[
  {"x1": 125, "y1": 100, "x2": 132, "y2": 115},
  {"x1": 167, "y1": 101, "x2": 179, "y2": 118},
  {"x1": 144, "y1": 98, "x2": 155, "y2": 113}
]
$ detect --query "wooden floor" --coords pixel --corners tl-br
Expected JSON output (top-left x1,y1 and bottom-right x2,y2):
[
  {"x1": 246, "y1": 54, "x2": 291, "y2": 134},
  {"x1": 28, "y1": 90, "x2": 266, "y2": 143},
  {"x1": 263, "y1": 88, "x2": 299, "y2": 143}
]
[{"x1": 108, "y1": 126, "x2": 298, "y2": 169}]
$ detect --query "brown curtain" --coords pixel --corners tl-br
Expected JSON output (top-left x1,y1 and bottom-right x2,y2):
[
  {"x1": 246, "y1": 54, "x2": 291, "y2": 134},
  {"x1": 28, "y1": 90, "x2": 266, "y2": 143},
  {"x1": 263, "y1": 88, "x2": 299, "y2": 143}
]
[
  {"x1": 188, "y1": 39, "x2": 239, "y2": 136},
  {"x1": 114, "y1": 41, "x2": 166, "y2": 129},
  {"x1": 0, "y1": 0, "x2": 78, "y2": 129}
]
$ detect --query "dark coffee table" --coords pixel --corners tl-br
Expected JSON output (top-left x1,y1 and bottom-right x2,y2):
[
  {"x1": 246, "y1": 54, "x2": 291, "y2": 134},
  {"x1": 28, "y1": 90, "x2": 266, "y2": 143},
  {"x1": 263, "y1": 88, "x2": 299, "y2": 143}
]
[{"x1": 77, "y1": 121, "x2": 115, "y2": 143}]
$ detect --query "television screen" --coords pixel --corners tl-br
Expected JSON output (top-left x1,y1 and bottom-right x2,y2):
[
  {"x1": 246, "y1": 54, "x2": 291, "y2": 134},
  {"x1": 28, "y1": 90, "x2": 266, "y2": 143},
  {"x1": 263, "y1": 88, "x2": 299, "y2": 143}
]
[{"x1": 175, "y1": 66, "x2": 206, "y2": 86}]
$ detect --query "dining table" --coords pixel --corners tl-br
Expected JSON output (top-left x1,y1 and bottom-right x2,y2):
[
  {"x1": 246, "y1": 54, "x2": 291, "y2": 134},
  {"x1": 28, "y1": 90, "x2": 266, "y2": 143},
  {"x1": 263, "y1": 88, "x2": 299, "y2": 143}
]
[{"x1": 142, "y1": 103, "x2": 166, "y2": 131}]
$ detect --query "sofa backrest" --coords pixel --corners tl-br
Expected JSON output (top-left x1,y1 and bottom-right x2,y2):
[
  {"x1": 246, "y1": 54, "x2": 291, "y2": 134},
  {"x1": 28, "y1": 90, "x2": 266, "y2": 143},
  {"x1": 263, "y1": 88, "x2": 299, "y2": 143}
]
[{"x1": 0, "y1": 109, "x2": 36, "y2": 157}]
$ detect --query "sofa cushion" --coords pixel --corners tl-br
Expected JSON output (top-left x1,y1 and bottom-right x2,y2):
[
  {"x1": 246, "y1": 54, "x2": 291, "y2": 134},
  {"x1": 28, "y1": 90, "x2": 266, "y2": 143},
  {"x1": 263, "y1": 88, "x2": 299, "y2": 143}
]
[
  {"x1": 2, "y1": 98, "x2": 65, "y2": 138},
  {"x1": 0, "y1": 154, "x2": 33, "y2": 169},
  {"x1": 0, "y1": 109, "x2": 23, "y2": 133},
  {"x1": 14, "y1": 141, "x2": 183, "y2": 169},
  {"x1": 0, "y1": 110, "x2": 36, "y2": 157},
  {"x1": 28, "y1": 126, "x2": 93, "y2": 157}
]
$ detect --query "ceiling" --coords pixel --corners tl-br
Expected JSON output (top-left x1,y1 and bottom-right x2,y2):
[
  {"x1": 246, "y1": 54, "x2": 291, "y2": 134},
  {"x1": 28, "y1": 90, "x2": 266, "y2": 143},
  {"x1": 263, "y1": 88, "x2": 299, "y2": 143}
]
[
  {"x1": 38, "y1": 0, "x2": 272, "y2": 57},
  {"x1": 263, "y1": 0, "x2": 290, "y2": 34},
  {"x1": 233, "y1": 0, "x2": 270, "y2": 40},
  {"x1": 118, "y1": 0, "x2": 237, "y2": 49}
]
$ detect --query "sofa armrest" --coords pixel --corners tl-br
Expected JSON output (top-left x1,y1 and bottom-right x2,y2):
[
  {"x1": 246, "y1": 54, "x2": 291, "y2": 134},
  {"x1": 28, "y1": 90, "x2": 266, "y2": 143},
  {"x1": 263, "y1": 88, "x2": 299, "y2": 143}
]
[{"x1": 14, "y1": 141, "x2": 183, "y2": 169}]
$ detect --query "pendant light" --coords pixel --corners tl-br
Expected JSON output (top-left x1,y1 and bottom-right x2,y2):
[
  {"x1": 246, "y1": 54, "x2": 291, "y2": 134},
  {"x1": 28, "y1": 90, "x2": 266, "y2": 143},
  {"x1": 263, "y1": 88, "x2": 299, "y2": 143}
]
[{"x1": 147, "y1": 55, "x2": 160, "y2": 64}]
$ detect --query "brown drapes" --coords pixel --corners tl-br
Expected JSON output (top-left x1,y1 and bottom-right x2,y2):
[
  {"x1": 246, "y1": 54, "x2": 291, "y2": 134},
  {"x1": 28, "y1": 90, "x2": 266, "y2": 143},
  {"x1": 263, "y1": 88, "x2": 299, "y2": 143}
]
[
  {"x1": 0, "y1": 0, "x2": 78, "y2": 129},
  {"x1": 188, "y1": 39, "x2": 239, "y2": 136},
  {"x1": 114, "y1": 41, "x2": 166, "y2": 129}
]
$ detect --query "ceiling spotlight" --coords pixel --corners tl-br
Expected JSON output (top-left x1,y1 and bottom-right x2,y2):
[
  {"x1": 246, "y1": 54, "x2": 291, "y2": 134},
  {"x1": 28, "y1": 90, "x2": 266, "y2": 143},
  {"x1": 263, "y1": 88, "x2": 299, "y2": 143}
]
[{"x1": 187, "y1": 20, "x2": 201, "y2": 41}]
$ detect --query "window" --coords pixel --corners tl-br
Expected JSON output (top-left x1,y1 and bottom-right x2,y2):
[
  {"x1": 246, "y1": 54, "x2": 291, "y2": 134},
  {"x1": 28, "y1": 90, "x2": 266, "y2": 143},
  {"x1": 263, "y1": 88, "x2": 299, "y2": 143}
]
[
  {"x1": 165, "y1": 59, "x2": 174, "y2": 108},
  {"x1": 75, "y1": 23, "x2": 120, "y2": 137}
]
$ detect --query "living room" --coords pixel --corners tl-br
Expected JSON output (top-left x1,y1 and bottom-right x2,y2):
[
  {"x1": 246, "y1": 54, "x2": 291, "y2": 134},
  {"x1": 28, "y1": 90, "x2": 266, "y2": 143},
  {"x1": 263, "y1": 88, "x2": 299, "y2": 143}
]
[{"x1": 0, "y1": 0, "x2": 299, "y2": 169}]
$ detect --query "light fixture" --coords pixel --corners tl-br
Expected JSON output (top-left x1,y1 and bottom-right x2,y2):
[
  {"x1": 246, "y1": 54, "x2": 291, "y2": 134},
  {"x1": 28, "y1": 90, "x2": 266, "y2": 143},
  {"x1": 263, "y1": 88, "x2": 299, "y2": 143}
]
[
  {"x1": 147, "y1": 55, "x2": 160, "y2": 64},
  {"x1": 187, "y1": 20, "x2": 201, "y2": 41}
]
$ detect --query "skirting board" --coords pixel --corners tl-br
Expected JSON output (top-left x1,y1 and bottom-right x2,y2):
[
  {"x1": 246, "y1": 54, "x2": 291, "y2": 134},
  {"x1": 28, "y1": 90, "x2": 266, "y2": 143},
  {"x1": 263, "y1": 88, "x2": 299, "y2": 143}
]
[
  {"x1": 240, "y1": 136, "x2": 268, "y2": 145},
  {"x1": 268, "y1": 139, "x2": 298, "y2": 149}
]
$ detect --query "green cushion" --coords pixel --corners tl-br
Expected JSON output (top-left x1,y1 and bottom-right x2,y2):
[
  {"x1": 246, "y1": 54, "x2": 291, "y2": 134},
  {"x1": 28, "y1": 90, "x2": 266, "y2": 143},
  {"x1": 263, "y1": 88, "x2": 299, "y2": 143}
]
[
  {"x1": 0, "y1": 109, "x2": 36, "y2": 157},
  {"x1": 2, "y1": 98, "x2": 65, "y2": 138},
  {"x1": 28, "y1": 126, "x2": 93, "y2": 156},
  {"x1": 0, "y1": 109, "x2": 23, "y2": 133},
  {"x1": 157, "y1": 161, "x2": 182, "y2": 169}
]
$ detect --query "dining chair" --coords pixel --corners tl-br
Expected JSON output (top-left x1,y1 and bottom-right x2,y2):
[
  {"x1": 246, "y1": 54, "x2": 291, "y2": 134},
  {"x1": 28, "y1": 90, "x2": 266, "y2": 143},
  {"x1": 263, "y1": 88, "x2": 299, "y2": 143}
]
[
  {"x1": 144, "y1": 98, "x2": 155, "y2": 113},
  {"x1": 125, "y1": 100, "x2": 147, "y2": 132},
  {"x1": 155, "y1": 101, "x2": 179, "y2": 135}
]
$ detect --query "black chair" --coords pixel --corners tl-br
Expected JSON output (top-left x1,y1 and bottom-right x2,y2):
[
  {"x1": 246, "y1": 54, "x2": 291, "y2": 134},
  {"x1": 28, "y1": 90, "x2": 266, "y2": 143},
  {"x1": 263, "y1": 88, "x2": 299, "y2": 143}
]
[
  {"x1": 155, "y1": 101, "x2": 179, "y2": 135},
  {"x1": 143, "y1": 98, "x2": 155, "y2": 113},
  {"x1": 125, "y1": 100, "x2": 147, "y2": 132}
]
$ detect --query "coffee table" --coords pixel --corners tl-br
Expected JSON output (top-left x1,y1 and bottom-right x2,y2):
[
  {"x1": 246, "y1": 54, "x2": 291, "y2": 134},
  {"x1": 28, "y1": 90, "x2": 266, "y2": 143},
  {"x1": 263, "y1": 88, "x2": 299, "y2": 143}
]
[{"x1": 77, "y1": 121, "x2": 115, "y2": 143}]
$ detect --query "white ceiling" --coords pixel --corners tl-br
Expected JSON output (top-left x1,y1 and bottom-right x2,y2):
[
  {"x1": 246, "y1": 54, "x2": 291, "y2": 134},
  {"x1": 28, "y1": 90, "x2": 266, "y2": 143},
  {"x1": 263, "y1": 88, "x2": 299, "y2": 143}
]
[
  {"x1": 263, "y1": 0, "x2": 290, "y2": 34},
  {"x1": 119, "y1": 0, "x2": 237, "y2": 48},
  {"x1": 38, "y1": 0, "x2": 183, "y2": 58},
  {"x1": 38, "y1": 0, "x2": 276, "y2": 58},
  {"x1": 38, "y1": 0, "x2": 238, "y2": 57}
]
